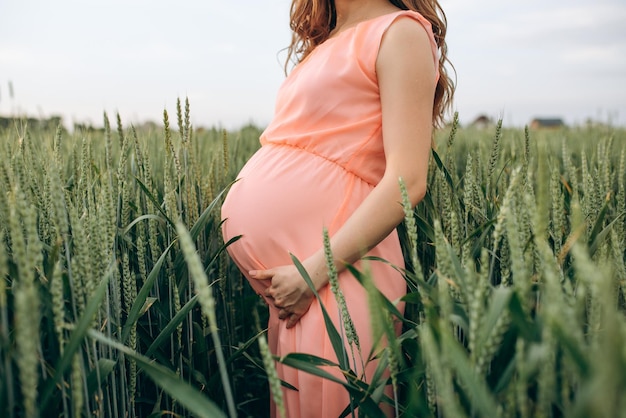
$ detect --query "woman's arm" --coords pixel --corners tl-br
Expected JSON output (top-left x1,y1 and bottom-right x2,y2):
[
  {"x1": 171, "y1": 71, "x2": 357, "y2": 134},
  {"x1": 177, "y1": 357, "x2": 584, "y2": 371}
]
[{"x1": 251, "y1": 17, "x2": 437, "y2": 328}]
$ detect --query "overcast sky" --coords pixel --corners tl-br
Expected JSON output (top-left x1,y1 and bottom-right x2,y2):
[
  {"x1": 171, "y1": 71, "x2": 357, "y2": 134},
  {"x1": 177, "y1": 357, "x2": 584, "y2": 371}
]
[{"x1": 1, "y1": 0, "x2": 624, "y2": 129}]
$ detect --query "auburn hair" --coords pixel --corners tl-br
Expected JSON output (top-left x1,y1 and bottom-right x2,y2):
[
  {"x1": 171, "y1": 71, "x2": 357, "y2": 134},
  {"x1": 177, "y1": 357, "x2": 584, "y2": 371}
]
[{"x1": 285, "y1": 0, "x2": 455, "y2": 127}]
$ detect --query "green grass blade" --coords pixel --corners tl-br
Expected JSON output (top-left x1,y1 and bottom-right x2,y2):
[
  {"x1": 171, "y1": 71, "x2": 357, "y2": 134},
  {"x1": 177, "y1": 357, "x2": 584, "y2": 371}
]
[
  {"x1": 176, "y1": 221, "x2": 237, "y2": 418},
  {"x1": 415, "y1": 212, "x2": 436, "y2": 242},
  {"x1": 89, "y1": 330, "x2": 227, "y2": 418},
  {"x1": 188, "y1": 183, "x2": 233, "y2": 240},
  {"x1": 476, "y1": 287, "x2": 513, "y2": 350},
  {"x1": 508, "y1": 292, "x2": 540, "y2": 342},
  {"x1": 121, "y1": 214, "x2": 165, "y2": 236},
  {"x1": 40, "y1": 265, "x2": 113, "y2": 409},
  {"x1": 171, "y1": 186, "x2": 235, "y2": 290},
  {"x1": 289, "y1": 253, "x2": 351, "y2": 372},
  {"x1": 86, "y1": 358, "x2": 117, "y2": 397},
  {"x1": 345, "y1": 264, "x2": 405, "y2": 322},
  {"x1": 122, "y1": 241, "x2": 174, "y2": 343},
  {"x1": 279, "y1": 353, "x2": 345, "y2": 385},
  {"x1": 588, "y1": 210, "x2": 625, "y2": 257},
  {"x1": 145, "y1": 294, "x2": 199, "y2": 358},
  {"x1": 135, "y1": 176, "x2": 174, "y2": 227},
  {"x1": 441, "y1": 330, "x2": 500, "y2": 416},
  {"x1": 492, "y1": 352, "x2": 517, "y2": 394},
  {"x1": 432, "y1": 149, "x2": 456, "y2": 191},
  {"x1": 550, "y1": 322, "x2": 590, "y2": 378},
  {"x1": 204, "y1": 234, "x2": 242, "y2": 275}
]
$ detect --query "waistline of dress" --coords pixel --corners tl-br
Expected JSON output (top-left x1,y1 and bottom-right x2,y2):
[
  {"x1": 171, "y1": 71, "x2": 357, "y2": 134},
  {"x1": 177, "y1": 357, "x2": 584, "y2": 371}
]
[{"x1": 262, "y1": 142, "x2": 376, "y2": 187}]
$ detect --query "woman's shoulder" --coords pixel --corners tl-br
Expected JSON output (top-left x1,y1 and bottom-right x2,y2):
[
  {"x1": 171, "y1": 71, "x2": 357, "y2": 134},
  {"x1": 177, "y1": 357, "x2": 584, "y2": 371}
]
[
  {"x1": 380, "y1": 11, "x2": 436, "y2": 49},
  {"x1": 353, "y1": 10, "x2": 439, "y2": 78},
  {"x1": 353, "y1": 9, "x2": 436, "y2": 52},
  {"x1": 358, "y1": 9, "x2": 431, "y2": 30}
]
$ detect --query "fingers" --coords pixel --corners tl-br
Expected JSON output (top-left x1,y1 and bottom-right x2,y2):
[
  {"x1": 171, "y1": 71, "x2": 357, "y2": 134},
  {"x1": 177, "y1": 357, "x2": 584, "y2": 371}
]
[
  {"x1": 277, "y1": 309, "x2": 303, "y2": 328},
  {"x1": 249, "y1": 269, "x2": 272, "y2": 280},
  {"x1": 286, "y1": 314, "x2": 301, "y2": 329},
  {"x1": 264, "y1": 288, "x2": 280, "y2": 305}
]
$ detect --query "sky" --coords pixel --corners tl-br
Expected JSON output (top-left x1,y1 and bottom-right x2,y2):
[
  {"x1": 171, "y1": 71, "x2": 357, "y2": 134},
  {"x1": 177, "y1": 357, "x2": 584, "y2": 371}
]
[{"x1": 1, "y1": 0, "x2": 625, "y2": 129}]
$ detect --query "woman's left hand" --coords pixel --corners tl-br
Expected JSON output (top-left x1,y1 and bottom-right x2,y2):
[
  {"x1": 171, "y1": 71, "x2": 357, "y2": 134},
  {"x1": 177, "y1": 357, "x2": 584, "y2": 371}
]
[{"x1": 250, "y1": 265, "x2": 315, "y2": 329}]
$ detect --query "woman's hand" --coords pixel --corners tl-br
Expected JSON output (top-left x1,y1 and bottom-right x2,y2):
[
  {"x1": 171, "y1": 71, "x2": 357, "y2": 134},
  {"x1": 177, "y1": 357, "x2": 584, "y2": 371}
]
[{"x1": 250, "y1": 265, "x2": 315, "y2": 329}]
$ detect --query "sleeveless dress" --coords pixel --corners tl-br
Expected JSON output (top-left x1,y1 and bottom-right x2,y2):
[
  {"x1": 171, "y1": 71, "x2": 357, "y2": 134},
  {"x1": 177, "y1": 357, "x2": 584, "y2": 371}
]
[{"x1": 221, "y1": 10, "x2": 440, "y2": 418}]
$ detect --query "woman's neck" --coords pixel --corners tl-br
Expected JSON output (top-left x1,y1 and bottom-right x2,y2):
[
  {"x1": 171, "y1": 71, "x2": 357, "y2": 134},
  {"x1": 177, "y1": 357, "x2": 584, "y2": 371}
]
[{"x1": 332, "y1": 0, "x2": 399, "y2": 36}]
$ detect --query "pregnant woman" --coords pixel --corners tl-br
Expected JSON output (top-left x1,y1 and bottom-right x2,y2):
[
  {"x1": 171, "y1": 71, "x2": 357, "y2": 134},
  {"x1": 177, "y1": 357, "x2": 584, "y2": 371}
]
[{"x1": 221, "y1": 0, "x2": 453, "y2": 416}]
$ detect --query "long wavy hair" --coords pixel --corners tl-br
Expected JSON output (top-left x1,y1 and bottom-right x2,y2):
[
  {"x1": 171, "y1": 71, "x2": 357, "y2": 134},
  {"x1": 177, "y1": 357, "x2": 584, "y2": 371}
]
[{"x1": 285, "y1": 0, "x2": 455, "y2": 127}]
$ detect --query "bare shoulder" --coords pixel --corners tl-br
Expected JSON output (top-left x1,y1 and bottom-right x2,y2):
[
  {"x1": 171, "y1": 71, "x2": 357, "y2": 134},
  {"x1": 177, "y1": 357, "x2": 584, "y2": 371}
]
[
  {"x1": 381, "y1": 14, "x2": 433, "y2": 55},
  {"x1": 377, "y1": 15, "x2": 436, "y2": 78}
]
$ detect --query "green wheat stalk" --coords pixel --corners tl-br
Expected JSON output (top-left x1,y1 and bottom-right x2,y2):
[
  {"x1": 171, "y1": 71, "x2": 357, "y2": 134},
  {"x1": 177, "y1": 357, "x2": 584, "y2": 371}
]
[
  {"x1": 323, "y1": 228, "x2": 360, "y2": 355},
  {"x1": 256, "y1": 317, "x2": 286, "y2": 418},
  {"x1": 176, "y1": 221, "x2": 236, "y2": 418},
  {"x1": 8, "y1": 188, "x2": 41, "y2": 418},
  {"x1": 399, "y1": 177, "x2": 425, "y2": 287},
  {"x1": 486, "y1": 119, "x2": 503, "y2": 200}
]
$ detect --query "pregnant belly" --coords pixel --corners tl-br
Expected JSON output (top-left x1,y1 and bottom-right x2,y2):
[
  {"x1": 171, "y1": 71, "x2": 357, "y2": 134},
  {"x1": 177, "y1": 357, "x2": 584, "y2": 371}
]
[{"x1": 221, "y1": 144, "x2": 368, "y2": 274}]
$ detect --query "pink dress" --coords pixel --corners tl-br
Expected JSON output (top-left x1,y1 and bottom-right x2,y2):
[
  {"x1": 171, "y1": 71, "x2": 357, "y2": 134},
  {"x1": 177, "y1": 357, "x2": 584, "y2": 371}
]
[{"x1": 221, "y1": 10, "x2": 439, "y2": 418}]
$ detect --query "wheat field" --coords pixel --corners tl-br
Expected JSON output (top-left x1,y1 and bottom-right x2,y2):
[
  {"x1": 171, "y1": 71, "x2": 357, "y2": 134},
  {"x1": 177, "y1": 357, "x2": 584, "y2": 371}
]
[{"x1": 0, "y1": 101, "x2": 625, "y2": 417}]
